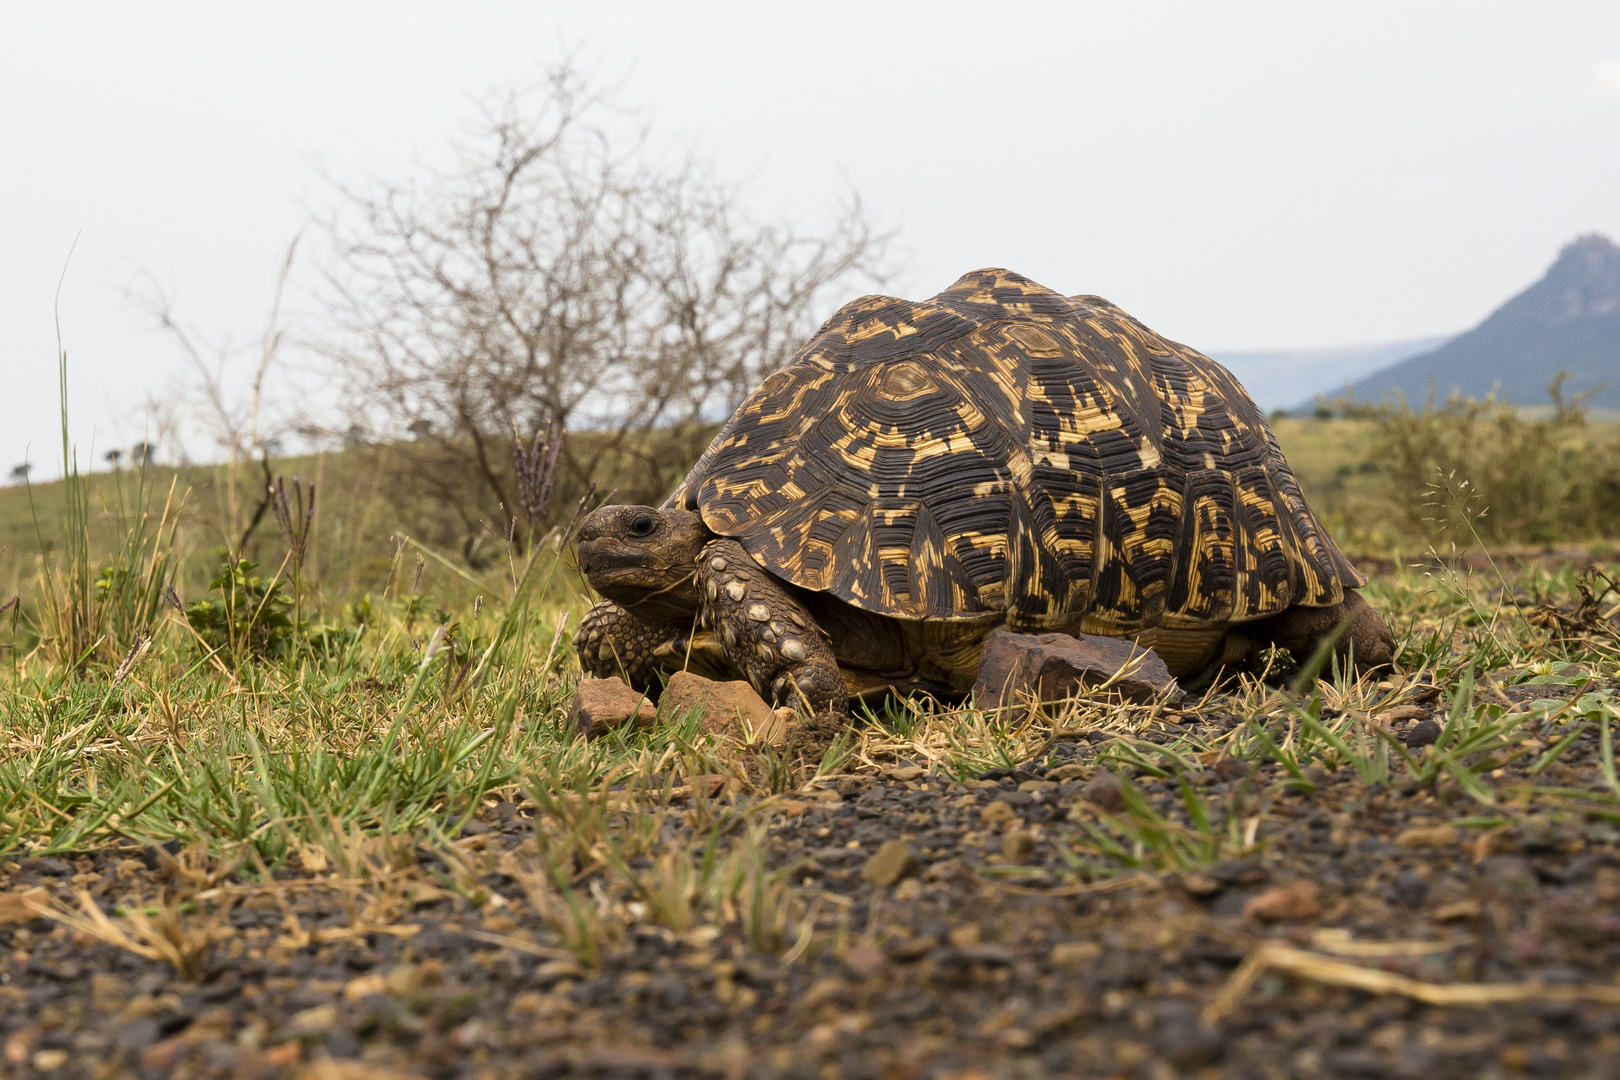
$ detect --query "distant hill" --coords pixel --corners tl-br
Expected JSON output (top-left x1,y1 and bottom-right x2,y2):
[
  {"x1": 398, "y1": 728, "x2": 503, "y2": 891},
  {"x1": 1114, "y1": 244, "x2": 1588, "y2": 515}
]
[
  {"x1": 1339, "y1": 233, "x2": 1620, "y2": 410},
  {"x1": 1212, "y1": 337, "x2": 1452, "y2": 413}
]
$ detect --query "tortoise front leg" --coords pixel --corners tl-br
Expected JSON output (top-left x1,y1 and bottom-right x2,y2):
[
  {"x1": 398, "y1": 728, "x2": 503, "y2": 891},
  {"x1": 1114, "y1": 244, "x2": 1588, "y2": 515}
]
[
  {"x1": 575, "y1": 600, "x2": 730, "y2": 695},
  {"x1": 696, "y1": 540, "x2": 847, "y2": 718}
]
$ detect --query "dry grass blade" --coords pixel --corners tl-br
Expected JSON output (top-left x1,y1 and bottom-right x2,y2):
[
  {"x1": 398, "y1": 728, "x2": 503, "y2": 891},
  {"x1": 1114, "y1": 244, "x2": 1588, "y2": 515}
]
[
  {"x1": 22, "y1": 889, "x2": 225, "y2": 981},
  {"x1": 1310, "y1": 928, "x2": 1457, "y2": 958},
  {"x1": 1203, "y1": 942, "x2": 1620, "y2": 1025},
  {"x1": 152, "y1": 840, "x2": 248, "y2": 890},
  {"x1": 459, "y1": 927, "x2": 577, "y2": 961}
]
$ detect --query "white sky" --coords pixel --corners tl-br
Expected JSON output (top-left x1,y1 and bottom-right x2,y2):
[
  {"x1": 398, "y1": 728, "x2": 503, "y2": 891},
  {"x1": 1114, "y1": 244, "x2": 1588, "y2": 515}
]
[{"x1": 4, "y1": 1, "x2": 1620, "y2": 475}]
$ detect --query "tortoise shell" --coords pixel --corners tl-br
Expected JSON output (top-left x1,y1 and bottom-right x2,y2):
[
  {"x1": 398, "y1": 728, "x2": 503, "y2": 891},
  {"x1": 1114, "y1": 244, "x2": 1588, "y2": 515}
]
[{"x1": 665, "y1": 268, "x2": 1362, "y2": 635}]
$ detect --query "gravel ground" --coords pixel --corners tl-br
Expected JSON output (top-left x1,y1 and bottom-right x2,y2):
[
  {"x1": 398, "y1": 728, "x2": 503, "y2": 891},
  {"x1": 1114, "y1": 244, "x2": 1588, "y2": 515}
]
[{"x1": 4, "y1": 698, "x2": 1620, "y2": 1080}]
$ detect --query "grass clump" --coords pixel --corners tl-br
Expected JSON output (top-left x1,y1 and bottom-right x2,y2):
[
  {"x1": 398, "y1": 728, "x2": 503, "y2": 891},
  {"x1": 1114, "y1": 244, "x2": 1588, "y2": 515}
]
[{"x1": 1311, "y1": 376, "x2": 1620, "y2": 549}]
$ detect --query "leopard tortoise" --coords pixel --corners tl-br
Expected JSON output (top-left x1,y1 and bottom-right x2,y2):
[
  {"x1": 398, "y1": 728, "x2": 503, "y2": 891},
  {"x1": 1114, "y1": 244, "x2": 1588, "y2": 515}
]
[{"x1": 574, "y1": 268, "x2": 1393, "y2": 718}]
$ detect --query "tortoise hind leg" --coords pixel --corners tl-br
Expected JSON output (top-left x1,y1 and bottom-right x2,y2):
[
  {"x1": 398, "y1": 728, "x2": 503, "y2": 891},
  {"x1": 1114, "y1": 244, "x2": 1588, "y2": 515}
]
[
  {"x1": 1248, "y1": 590, "x2": 1395, "y2": 675},
  {"x1": 696, "y1": 539, "x2": 848, "y2": 719}
]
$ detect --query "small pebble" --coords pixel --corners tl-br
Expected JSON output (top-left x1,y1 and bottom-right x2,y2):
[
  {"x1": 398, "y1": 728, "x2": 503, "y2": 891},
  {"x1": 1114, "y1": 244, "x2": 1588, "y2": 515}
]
[
  {"x1": 861, "y1": 840, "x2": 919, "y2": 887},
  {"x1": 842, "y1": 943, "x2": 887, "y2": 977},
  {"x1": 1081, "y1": 771, "x2": 1125, "y2": 811},
  {"x1": 1244, "y1": 883, "x2": 1321, "y2": 922},
  {"x1": 980, "y1": 801, "x2": 1018, "y2": 827},
  {"x1": 1049, "y1": 941, "x2": 1100, "y2": 967},
  {"x1": 1000, "y1": 829, "x2": 1036, "y2": 864},
  {"x1": 1179, "y1": 873, "x2": 1221, "y2": 897},
  {"x1": 1403, "y1": 719, "x2": 1442, "y2": 747}
]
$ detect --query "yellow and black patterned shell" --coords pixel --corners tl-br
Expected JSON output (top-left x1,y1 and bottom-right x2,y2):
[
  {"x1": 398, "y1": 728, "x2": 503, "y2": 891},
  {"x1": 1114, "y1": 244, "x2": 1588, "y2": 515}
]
[{"x1": 666, "y1": 269, "x2": 1363, "y2": 633}]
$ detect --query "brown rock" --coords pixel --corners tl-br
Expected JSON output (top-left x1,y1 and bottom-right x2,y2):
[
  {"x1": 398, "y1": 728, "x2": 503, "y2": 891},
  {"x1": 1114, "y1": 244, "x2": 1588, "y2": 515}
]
[
  {"x1": 569, "y1": 677, "x2": 656, "y2": 739},
  {"x1": 1374, "y1": 703, "x2": 1428, "y2": 724},
  {"x1": 281, "y1": 1003, "x2": 338, "y2": 1040},
  {"x1": 138, "y1": 1039, "x2": 186, "y2": 1073},
  {"x1": 972, "y1": 628, "x2": 1182, "y2": 710},
  {"x1": 1000, "y1": 829, "x2": 1036, "y2": 864},
  {"x1": 861, "y1": 840, "x2": 919, "y2": 887},
  {"x1": 841, "y1": 942, "x2": 887, "y2": 977},
  {"x1": 1047, "y1": 763, "x2": 1089, "y2": 782},
  {"x1": 343, "y1": 973, "x2": 387, "y2": 1000},
  {"x1": 980, "y1": 801, "x2": 1018, "y2": 827},
  {"x1": 1049, "y1": 940, "x2": 1101, "y2": 967},
  {"x1": 660, "y1": 671, "x2": 779, "y2": 742},
  {"x1": 1081, "y1": 770, "x2": 1126, "y2": 812},
  {"x1": 1244, "y1": 882, "x2": 1321, "y2": 922},
  {"x1": 0, "y1": 887, "x2": 46, "y2": 925},
  {"x1": 1179, "y1": 873, "x2": 1222, "y2": 897},
  {"x1": 1402, "y1": 719, "x2": 1442, "y2": 748},
  {"x1": 265, "y1": 1044, "x2": 304, "y2": 1069}
]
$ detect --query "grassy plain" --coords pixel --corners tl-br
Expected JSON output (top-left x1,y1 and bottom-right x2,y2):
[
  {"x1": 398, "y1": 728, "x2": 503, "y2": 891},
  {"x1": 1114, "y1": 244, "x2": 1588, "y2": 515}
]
[
  {"x1": 3, "y1": 419, "x2": 1620, "y2": 1075},
  {"x1": 0, "y1": 418, "x2": 1394, "y2": 614}
]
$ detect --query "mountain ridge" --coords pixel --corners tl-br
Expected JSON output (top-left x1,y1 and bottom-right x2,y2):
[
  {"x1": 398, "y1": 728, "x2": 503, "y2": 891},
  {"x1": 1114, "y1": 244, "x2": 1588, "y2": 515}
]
[
  {"x1": 1337, "y1": 234, "x2": 1620, "y2": 410},
  {"x1": 1212, "y1": 337, "x2": 1452, "y2": 412}
]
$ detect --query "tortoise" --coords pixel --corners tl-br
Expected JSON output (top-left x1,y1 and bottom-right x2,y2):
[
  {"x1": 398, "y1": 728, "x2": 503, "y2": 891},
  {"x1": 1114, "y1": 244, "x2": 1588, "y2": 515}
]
[{"x1": 573, "y1": 268, "x2": 1393, "y2": 718}]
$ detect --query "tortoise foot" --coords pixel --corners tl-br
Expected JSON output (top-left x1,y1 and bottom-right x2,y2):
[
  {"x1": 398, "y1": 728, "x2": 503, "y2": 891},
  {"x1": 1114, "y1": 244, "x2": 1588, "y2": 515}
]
[{"x1": 1251, "y1": 590, "x2": 1395, "y2": 676}]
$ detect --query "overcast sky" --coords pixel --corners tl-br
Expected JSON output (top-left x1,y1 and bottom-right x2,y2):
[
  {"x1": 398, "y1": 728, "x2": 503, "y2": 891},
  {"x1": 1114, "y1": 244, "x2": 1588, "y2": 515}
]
[{"x1": 4, "y1": 1, "x2": 1619, "y2": 476}]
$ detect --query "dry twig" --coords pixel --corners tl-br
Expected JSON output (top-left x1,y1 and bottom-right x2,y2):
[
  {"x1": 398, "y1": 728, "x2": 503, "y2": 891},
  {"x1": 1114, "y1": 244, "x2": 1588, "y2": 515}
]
[{"x1": 1204, "y1": 941, "x2": 1620, "y2": 1025}]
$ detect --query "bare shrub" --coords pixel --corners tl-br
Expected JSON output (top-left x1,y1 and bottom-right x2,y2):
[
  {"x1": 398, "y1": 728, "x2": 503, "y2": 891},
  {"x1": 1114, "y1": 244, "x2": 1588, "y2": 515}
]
[
  {"x1": 131, "y1": 236, "x2": 309, "y2": 553},
  {"x1": 317, "y1": 64, "x2": 890, "y2": 558}
]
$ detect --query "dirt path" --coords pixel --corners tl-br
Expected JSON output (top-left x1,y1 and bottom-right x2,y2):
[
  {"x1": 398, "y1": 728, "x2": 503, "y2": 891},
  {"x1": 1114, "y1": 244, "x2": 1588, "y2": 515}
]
[{"x1": 4, "y1": 700, "x2": 1620, "y2": 1079}]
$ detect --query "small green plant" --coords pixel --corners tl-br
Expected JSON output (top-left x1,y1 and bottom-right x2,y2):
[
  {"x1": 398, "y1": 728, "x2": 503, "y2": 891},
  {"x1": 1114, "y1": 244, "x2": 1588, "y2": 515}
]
[
  {"x1": 183, "y1": 559, "x2": 296, "y2": 658},
  {"x1": 1060, "y1": 771, "x2": 1255, "y2": 875},
  {"x1": 1377, "y1": 670, "x2": 1532, "y2": 803}
]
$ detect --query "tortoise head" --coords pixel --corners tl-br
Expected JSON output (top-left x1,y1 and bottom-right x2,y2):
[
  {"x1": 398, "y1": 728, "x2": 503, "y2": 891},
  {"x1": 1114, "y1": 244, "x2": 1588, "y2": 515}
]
[{"x1": 575, "y1": 505, "x2": 710, "y2": 621}]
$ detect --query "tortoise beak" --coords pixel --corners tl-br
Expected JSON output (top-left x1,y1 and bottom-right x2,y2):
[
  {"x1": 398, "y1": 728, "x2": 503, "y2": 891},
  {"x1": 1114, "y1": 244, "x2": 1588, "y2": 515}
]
[{"x1": 577, "y1": 538, "x2": 646, "y2": 577}]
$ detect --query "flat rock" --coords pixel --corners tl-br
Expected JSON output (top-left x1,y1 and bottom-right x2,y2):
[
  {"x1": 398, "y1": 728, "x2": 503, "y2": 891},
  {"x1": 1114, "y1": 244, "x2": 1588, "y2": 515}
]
[
  {"x1": 660, "y1": 671, "x2": 785, "y2": 744},
  {"x1": 861, "y1": 840, "x2": 919, "y2": 887},
  {"x1": 972, "y1": 629, "x2": 1182, "y2": 709},
  {"x1": 1244, "y1": 882, "x2": 1321, "y2": 922},
  {"x1": 570, "y1": 677, "x2": 657, "y2": 739}
]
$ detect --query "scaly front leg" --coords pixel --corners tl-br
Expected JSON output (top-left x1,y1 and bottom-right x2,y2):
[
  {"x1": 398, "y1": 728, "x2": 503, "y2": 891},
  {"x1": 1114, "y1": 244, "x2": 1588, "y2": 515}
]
[
  {"x1": 575, "y1": 600, "x2": 729, "y2": 695},
  {"x1": 695, "y1": 540, "x2": 847, "y2": 719}
]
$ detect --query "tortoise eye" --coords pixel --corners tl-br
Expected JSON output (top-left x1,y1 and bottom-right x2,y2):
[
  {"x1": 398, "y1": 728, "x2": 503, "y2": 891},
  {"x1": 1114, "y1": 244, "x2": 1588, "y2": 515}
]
[{"x1": 629, "y1": 514, "x2": 656, "y2": 537}]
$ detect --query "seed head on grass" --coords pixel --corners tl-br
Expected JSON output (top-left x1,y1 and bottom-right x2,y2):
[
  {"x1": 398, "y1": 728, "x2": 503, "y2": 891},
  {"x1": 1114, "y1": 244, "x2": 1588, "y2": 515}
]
[
  {"x1": 512, "y1": 423, "x2": 564, "y2": 531},
  {"x1": 269, "y1": 475, "x2": 316, "y2": 574}
]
